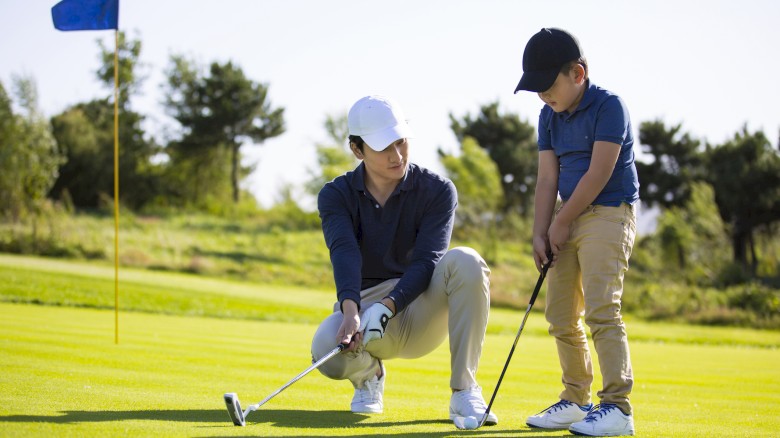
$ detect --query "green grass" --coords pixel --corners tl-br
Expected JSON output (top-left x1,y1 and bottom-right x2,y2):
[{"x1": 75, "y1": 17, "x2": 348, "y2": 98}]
[
  {"x1": 1, "y1": 254, "x2": 779, "y2": 436},
  {"x1": 0, "y1": 253, "x2": 332, "y2": 323},
  {"x1": 5, "y1": 211, "x2": 779, "y2": 328}
]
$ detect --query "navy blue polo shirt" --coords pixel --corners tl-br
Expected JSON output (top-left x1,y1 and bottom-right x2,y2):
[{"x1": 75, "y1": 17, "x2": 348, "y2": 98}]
[
  {"x1": 318, "y1": 162, "x2": 457, "y2": 313},
  {"x1": 538, "y1": 81, "x2": 639, "y2": 206}
]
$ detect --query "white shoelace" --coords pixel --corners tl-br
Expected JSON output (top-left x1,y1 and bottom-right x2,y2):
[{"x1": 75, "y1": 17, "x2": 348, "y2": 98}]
[{"x1": 355, "y1": 376, "x2": 381, "y2": 403}]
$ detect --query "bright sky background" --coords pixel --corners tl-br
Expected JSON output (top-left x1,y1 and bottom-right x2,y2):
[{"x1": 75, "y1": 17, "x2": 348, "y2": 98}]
[{"x1": 2, "y1": 1, "x2": 779, "y2": 223}]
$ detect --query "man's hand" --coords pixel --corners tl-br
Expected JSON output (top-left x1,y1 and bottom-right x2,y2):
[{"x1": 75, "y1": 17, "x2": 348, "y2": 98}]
[
  {"x1": 338, "y1": 299, "x2": 361, "y2": 352},
  {"x1": 358, "y1": 302, "x2": 394, "y2": 346}
]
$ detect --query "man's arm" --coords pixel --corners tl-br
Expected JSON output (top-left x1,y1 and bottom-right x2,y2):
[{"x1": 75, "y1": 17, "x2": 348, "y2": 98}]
[
  {"x1": 318, "y1": 183, "x2": 362, "y2": 312},
  {"x1": 318, "y1": 181, "x2": 367, "y2": 351},
  {"x1": 386, "y1": 179, "x2": 456, "y2": 313}
]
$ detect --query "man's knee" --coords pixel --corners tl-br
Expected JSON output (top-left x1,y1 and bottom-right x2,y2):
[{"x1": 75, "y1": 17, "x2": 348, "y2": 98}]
[
  {"x1": 443, "y1": 246, "x2": 489, "y2": 279},
  {"x1": 311, "y1": 313, "x2": 347, "y2": 379},
  {"x1": 314, "y1": 353, "x2": 351, "y2": 380}
]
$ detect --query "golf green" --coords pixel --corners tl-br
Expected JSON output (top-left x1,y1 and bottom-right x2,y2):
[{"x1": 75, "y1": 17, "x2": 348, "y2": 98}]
[{"x1": 1, "y1": 302, "x2": 778, "y2": 436}]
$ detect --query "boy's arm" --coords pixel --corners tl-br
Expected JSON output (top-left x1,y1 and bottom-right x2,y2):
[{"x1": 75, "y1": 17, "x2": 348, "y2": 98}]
[
  {"x1": 548, "y1": 141, "x2": 621, "y2": 256},
  {"x1": 532, "y1": 150, "x2": 559, "y2": 270}
]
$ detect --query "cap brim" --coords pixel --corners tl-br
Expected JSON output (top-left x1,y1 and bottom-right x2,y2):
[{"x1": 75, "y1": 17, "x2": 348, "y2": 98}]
[
  {"x1": 361, "y1": 123, "x2": 414, "y2": 151},
  {"x1": 514, "y1": 69, "x2": 559, "y2": 93}
]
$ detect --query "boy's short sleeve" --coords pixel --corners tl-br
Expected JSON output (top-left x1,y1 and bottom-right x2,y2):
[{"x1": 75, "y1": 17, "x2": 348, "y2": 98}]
[
  {"x1": 537, "y1": 107, "x2": 553, "y2": 151},
  {"x1": 594, "y1": 95, "x2": 630, "y2": 145}
]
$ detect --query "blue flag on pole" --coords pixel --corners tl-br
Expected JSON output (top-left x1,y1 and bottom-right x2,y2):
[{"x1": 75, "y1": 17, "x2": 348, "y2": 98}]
[{"x1": 52, "y1": 0, "x2": 119, "y2": 31}]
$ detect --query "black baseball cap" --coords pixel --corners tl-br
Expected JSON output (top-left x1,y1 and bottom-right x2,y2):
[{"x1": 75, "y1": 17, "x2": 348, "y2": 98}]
[{"x1": 514, "y1": 28, "x2": 583, "y2": 93}]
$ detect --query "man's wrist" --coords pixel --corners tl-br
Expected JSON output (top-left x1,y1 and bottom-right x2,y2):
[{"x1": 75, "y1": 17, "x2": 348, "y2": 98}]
[
  {"x1": 341, "y1": 298, "x2": 359, "y2": 316},
  {"x1": 380, "y1": 297, "x2": 396, "y2": 316}
]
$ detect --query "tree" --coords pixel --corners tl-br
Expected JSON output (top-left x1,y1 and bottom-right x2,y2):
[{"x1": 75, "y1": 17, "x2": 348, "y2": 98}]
[
  {"x1": 0, "y1": 81, "x2": 18, "y2": 217},
  {"x1": 705, "y1": 127, "x2": 780, "y2": 275},
  {"x1": 636, "y1": 120, "x2": 704, "y2": 209},
  {"x1": 50, "y1": 103, "x2": 108, "y2": 207},
  {"x1": 450, "y1": 102, "x2": 537, "y2": 217},
  {"x1": 0, "y1": 76, "x2": 62, "y2": 221},
  {"x1": 654, "y1": 182, "x2": 730, "y2": 284},
  {"x1": 306, "y1": 114, "x2": 356, "y2": 197},
  {"x1": 96, "y1": 31, "x2": 144, "y2": 109},
  {"x1": 50, "y1": 32, "x2": 161, "y2": 210},
  {"x1": 439, "y1": 136, "x2": 504, "y2": 262},
  {"x1": 164, "y1": 56, "x2": 285, "y2": 204}
]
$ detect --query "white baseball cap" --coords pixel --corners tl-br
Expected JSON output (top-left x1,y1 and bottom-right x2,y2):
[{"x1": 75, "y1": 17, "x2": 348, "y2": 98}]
[{"x1": 347, "y1": 95, "x2": 414, "y2": 151}]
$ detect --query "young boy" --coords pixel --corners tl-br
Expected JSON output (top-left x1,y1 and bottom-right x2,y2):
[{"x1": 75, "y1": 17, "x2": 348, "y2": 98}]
[{"x1": 514, "y1": 28, "x2": 639, "y2": 436}]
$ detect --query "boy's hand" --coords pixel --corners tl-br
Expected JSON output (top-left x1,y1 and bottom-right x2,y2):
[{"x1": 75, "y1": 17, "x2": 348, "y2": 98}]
[
  {"x1": 548, "y1": 219, "x2": 571, "y2": 262},
  {"x1": 532, "y1": 235, "x2": 551, "y2": 271}
]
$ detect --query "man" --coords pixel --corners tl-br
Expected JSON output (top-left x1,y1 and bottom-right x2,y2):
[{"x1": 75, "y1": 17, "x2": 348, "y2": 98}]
[{"x1": 311, "y1": 95, "x2": 498, "y2": 427}]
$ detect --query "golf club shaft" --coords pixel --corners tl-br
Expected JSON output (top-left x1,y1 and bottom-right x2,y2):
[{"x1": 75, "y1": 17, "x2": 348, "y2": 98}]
[
  {"x1": 246, "y1": 343, "x2": 346, "y2": 413},
  {"x1": 481, "y1": 260, "x2": 550, "y2": 426}
]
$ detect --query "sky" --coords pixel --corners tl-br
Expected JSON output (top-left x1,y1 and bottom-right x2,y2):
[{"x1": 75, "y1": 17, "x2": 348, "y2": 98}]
[{"x1": 2, "y1": 1, "x2": 779, "y2": 224}]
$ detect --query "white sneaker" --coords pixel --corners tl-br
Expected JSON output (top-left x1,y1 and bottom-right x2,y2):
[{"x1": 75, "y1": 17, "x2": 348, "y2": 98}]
[
  {"x1": 527, "y1": 399, "x2": 592, "y2": 429},
  {"x1": 569, "y1": 403, "x2": 635, "y2": 436},
  {"x1": 351, "y1": 361, "x2": 385, "y2": 414},
  {"x1": 449, "y1": 386, "x2": 498, "y2": 426}
]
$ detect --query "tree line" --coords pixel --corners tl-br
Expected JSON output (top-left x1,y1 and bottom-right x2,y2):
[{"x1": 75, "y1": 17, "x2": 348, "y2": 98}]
[{"x1": 1, "y1": 32, "x2": 778, "y2": 285}]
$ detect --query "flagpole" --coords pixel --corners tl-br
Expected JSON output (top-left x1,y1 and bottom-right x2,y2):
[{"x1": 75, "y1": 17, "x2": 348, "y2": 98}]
[
  {"x1": 113, "y1": 29, "x2": 120, "y2": 345},
  {"x1": 51, "y1": 0, "x2": 121, "y2": 345}
]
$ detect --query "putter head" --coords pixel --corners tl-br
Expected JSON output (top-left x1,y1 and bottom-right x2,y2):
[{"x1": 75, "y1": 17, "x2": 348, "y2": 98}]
[{"x1": 223, "y1": 392, "x2": 246, "y2": 426}]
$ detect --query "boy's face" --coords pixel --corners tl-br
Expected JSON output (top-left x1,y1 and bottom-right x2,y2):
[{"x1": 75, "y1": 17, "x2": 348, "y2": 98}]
[{"x1": 537, "y1": 65, "x2": 586, "y2": 113}]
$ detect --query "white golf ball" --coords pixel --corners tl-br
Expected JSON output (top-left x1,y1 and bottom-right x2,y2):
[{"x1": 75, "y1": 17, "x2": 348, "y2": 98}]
[{"x1": 454, "y1": 415, "x2": 479, "y2": 430}]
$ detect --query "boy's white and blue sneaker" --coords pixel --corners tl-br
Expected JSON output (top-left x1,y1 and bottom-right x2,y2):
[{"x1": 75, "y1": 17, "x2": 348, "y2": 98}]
[
  {"x1": 568, "y1": 403, "x2": 635, "y2": 436},
  {"x1": 527, "y1": 399, "x2": 593, "y2": 429}
]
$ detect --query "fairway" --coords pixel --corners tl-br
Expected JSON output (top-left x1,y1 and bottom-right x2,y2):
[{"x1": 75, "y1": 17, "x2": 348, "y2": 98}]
[{"x1": 1, "y1": 301, "x2": 779, "y2": 437}]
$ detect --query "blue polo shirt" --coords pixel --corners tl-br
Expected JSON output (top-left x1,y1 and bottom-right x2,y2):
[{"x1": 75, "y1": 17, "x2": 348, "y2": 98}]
[
  {"x1": 318, "y1": 162, "x2": 457, "y2": 313},
  {"x1": 538, "y1": 81, "x2": 639, "y2": 206}
]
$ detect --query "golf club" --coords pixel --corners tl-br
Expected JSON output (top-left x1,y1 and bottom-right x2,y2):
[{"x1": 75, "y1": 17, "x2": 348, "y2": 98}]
[
  {"x1": 478, "y1": 258, "x2": 552, "y2": 428},
  {"x1": 224, "y1": 342, "x2": 348, "y2": 426}
]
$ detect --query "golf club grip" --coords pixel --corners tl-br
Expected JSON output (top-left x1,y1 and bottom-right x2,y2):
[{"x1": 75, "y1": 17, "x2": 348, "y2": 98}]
[{"x1": 251, "y1": 343, "x2": 347, "y2": 410}]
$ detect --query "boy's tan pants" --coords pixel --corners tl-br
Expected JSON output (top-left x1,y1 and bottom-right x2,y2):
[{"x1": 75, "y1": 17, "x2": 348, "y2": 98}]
[
  {"x1": 546, "y1": 203, "x2": 637, "y2": 415},
  {"x1": 311, "y1": 247, "x2": 490, "y2": 391}
]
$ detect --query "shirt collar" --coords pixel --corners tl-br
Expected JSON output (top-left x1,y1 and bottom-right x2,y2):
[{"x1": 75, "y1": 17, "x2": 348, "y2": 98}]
[
  {"x1": 574, "y1": 80, "x2": 597, "y2": 113},
  {"x1": 557, "y1": 80, "x2": 597, "y2": 120},
  {"x1": 350, "y1": 163, "x2": 368, "y2": 191},
  {"x1": 350, "y1": 162, "x2": 416, "y2": 194}
]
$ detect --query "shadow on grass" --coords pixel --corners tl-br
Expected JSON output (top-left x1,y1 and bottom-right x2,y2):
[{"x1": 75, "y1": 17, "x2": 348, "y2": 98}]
[{"x1": 0, "y1": 408, "x2": 567, "y2": 437}]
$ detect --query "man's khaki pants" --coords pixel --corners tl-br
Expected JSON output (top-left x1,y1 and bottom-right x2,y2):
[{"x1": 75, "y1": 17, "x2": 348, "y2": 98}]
[
  {"x1": 311, "y1": 247, "x2": 490, "y2": 391},
  {"x1": 546, "y1": 203, "x2": 637, "y2": 415}
]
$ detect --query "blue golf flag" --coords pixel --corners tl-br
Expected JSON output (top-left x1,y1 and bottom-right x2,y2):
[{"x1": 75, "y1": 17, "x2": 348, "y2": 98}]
[{"x1": 52, "y1": 0, "x2": 119, "y2": 31}]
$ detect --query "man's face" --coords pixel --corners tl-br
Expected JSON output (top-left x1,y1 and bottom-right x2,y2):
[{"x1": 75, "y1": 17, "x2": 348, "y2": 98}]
[{"x1": 359, "y1": 138, "x2": 409, "y2": 183}]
